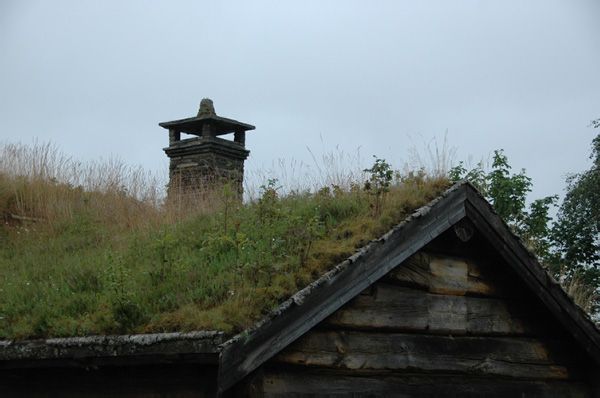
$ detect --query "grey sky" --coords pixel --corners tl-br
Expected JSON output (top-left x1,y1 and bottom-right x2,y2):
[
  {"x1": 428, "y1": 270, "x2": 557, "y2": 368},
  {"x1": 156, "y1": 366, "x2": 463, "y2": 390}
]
[{"x1": 1, "y1": 1, "x2": 599, "y2": 203}]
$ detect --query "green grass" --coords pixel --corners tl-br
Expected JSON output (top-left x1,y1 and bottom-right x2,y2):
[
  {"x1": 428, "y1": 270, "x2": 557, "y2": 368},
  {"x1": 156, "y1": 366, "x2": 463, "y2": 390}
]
[{"x1": 0, "y1": 142, "x2": 451, "y2": 340}]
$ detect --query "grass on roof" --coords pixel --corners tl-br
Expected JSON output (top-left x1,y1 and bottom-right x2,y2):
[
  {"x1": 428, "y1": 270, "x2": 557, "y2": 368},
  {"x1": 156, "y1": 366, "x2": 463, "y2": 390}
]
[{"x1": 0, "y1": 142, "x2": 451, "y2": 340}]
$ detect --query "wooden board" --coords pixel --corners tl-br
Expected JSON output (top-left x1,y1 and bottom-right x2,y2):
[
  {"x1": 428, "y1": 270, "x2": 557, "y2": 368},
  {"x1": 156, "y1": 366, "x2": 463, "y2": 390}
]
[
  {"x1": 387, "y1": 252, "x2": 520, "y2": 298},
  {"x1": 273, "y1": 330, "x2": 586, "y2": 380},
  {"x1": 248, "y1": 369, "x2": 592, "y2": 397},
  {"x1": 323, "y1": 282, "x2": 546, "y2": 335}
]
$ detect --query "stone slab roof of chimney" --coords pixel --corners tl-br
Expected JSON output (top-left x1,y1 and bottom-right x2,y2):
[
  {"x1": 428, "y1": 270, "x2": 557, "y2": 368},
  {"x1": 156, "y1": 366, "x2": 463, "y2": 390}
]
[{"x1": 159, "y1": 114, "x2": 255, "y2": 137}]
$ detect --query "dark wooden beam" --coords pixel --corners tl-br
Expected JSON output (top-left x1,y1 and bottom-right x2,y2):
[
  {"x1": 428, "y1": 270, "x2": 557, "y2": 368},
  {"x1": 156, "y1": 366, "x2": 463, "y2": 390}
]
[
  {"x1": 273, "y1": 330, "x2": 586, "y2": 380},
  {"x1": 322, "y1": 282, "x2": 548, "y2": 336},
  {"x1": 251, "y1": 369, "x2": 592, "y2": 397}
]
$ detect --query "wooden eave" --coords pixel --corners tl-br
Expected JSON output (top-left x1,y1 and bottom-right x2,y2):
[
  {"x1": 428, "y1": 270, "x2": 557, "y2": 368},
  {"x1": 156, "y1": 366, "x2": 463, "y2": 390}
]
[
  {"x1": 0, "y1": 331, "x2": 224, "y2": 369},
  {"x1": 217, "y1": 181, "x2": 600, "y2": 394}
]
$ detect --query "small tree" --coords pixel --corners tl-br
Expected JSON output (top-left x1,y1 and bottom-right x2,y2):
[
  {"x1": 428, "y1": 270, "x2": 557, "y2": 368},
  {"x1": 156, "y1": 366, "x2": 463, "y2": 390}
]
[
  {"x1": 363, "y1": 156, "x2": 393, "y2": 217},
  {"x1": 450, "y1": 150, "x2": 557, "y2": 259},
  {"x1": 552, "y1": 120, "x2": 600, "y2": 287}
]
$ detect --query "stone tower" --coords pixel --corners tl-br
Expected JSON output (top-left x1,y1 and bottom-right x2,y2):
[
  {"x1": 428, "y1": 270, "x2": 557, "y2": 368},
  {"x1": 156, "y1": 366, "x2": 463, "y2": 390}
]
[{"x1": 159, "y1": 99, "x2": 255, "y2": 197}]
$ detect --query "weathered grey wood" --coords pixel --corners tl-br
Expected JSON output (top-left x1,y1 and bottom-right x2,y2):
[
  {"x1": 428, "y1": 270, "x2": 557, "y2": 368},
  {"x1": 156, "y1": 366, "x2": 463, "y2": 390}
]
[
  {"x1": 429, "y1": 254, "x2": 468, "y2": 294},
  {"x1": 323, "y1": 283, "x2": 545, "y2": 335},
  {"x1": 387, "y1": 252, "x2": 431, "y2": 289},
  {"x1": 249, "y1": 369, "x2": 592, "y2": 397},
  {"x1": 323, "y1": 284, "x2": 428, "y2": 331},
  {"x1": 1, "y1": 332, "x2": 223, "y2": 369},
  {"x1": 429, "y1": 292, "x2": 468, "y2": 331},
  {"x1": 464, "y1": 191, "x2": 600, "y2": 364},
  {"x1": 273, "y1": 330, "x2": 584, "y2": 380},
  {"x1": 466, "y1": 295, "x2": 541, "y2": 335},
  {"x1": 388, "y1": 252, "x2": 516, "y2": 298}
]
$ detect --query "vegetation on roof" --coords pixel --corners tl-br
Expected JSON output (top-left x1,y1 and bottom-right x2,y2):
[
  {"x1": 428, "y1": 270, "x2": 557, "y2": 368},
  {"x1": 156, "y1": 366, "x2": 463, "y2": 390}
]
[{"x1": 0, "y1": 142, "x2": 450, "y2": 340}]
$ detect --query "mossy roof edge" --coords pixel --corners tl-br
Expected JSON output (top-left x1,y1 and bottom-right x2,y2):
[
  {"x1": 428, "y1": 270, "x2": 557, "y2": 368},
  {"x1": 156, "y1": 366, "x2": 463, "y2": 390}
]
[{"x1": 1, "y1": 331, "x2": 224, "y2": 367}]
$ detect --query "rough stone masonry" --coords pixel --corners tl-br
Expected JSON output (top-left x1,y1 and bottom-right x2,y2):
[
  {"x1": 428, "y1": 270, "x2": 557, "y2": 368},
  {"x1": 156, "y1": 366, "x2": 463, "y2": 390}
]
[{"x1": 159, "y1": 99, "x2": 255, "y2": 198}]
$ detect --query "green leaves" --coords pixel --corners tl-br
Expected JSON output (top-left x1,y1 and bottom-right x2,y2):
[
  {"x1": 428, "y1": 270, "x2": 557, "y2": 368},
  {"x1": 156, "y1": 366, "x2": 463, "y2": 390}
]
[
  {"x1": 451, "y1": 149, "x2": 556, "y2": 259},
  {"x1": 100, "y1": 251, "x2": 146, "y2": 332},
  {"x1": 488, "y1": 150, "x2": 532, "y2": 226},
  {"x1": 364, "y1": 156, "x2": 393, "y2": 217},
  {"x1": 552, "y1": 123, "x2": 600, "y2": 273}
]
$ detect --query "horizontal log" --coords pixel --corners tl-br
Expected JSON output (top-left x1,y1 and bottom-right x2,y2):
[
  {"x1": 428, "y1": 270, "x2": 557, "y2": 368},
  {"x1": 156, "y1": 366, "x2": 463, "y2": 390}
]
[
  {"x1": 251, "y1": 369, "x2": 592, "y2": 397},
  {"x1": 387, "y1": 252, "x2": 523, "y2": 298},
  {"x1": 324, "y1": 284, "x2": 427, "y2": 331},
  {"x1": 323, "y1": 283, "x2": 546, "y2": 335},
  {"x1": 273, "y1": 330, "x2": 586, "y2": 380}
]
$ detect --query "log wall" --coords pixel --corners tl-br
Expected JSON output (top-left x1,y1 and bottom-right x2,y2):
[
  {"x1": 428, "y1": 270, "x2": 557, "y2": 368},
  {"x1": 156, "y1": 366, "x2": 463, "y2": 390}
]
[{"x1": 240, "y1": 250, "x2": 596, "y2": 397}]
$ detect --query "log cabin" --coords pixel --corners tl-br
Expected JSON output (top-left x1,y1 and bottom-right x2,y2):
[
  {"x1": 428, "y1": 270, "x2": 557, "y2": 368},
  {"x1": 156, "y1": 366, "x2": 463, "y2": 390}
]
[{"x1": 3, "y1": 181, "x2": 600, "y2": 397}]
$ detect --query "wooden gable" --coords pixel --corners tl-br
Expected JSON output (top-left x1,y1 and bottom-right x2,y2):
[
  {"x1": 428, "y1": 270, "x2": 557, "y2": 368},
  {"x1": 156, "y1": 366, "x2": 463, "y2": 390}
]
[
  {"x1": 220, "y1": 182, "x2": 600, "y2": 397},
  {"x1": 241, "y1": 242, "x2": 595, "y2": 396}
]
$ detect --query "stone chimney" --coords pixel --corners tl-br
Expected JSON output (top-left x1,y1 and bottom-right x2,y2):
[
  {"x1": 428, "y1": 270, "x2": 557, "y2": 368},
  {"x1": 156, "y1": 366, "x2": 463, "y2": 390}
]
[{"x1": 159, "y1": 99, "x2": 255, "y2": 197}]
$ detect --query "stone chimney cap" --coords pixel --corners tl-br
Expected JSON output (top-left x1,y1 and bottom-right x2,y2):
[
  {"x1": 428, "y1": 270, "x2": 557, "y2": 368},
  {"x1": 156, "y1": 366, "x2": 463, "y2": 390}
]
[
  {"x1": 198, "y1": 98, "x2": 216, "y2": 116},
  {"x1": 159, "y1": 101, "x2": 255, "y2": 137}
]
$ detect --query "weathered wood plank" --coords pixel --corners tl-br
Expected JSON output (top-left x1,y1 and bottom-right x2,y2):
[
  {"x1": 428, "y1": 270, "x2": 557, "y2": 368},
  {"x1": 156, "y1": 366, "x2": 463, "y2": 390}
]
[
  {"x1": 273, "y1": 330, "x2": 584, "y2": 380},
  {"x1": 466, "y1": 294, "x2": 540, "y2": 335},
  {"x1": 430, "y1": 255, "x2": 468, "y2": 294},
  {"x1": 323, "y1": 284, "x2": 428, "y2": 331},
  {"x1": 429, "y1": 292, "x2": 468, "y2": 331},
  {"x1": 388, "y1": 252, "x2": 519, "y2": 298},
  {"x1": 323, "y1": 283, "x2": 545, "y2": 335},
  {"x1": 387, "y1": 253, "x2": 431, "y2": 289},
  {"x1": 249, "y1": 369, "x2": 592, "y2": 397}
]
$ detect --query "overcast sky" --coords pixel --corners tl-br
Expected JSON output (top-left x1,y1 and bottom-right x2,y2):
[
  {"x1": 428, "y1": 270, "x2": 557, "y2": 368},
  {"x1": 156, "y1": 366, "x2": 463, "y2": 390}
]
[{"x1": 1, "y1": 1, "x2": 599, "y2": 204}]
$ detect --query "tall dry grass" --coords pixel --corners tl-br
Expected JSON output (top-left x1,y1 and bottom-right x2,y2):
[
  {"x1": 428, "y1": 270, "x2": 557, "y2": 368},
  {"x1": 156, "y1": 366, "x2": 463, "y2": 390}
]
[
  {"x1": 403, "y1": 132, "x2": 457, "y2": 179},
  {"x1": 0, "y1": 141, "x2": 374, "y2": 233},
  {"x1": 244, "y1": 146, "x2": 367, "y2": 200},
  {"x1": 0, "y1": 140, "x2": 167, "y2": 232},
  {"x1": 558, "y1": 268, "x2": 597, "y2": 314}
]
